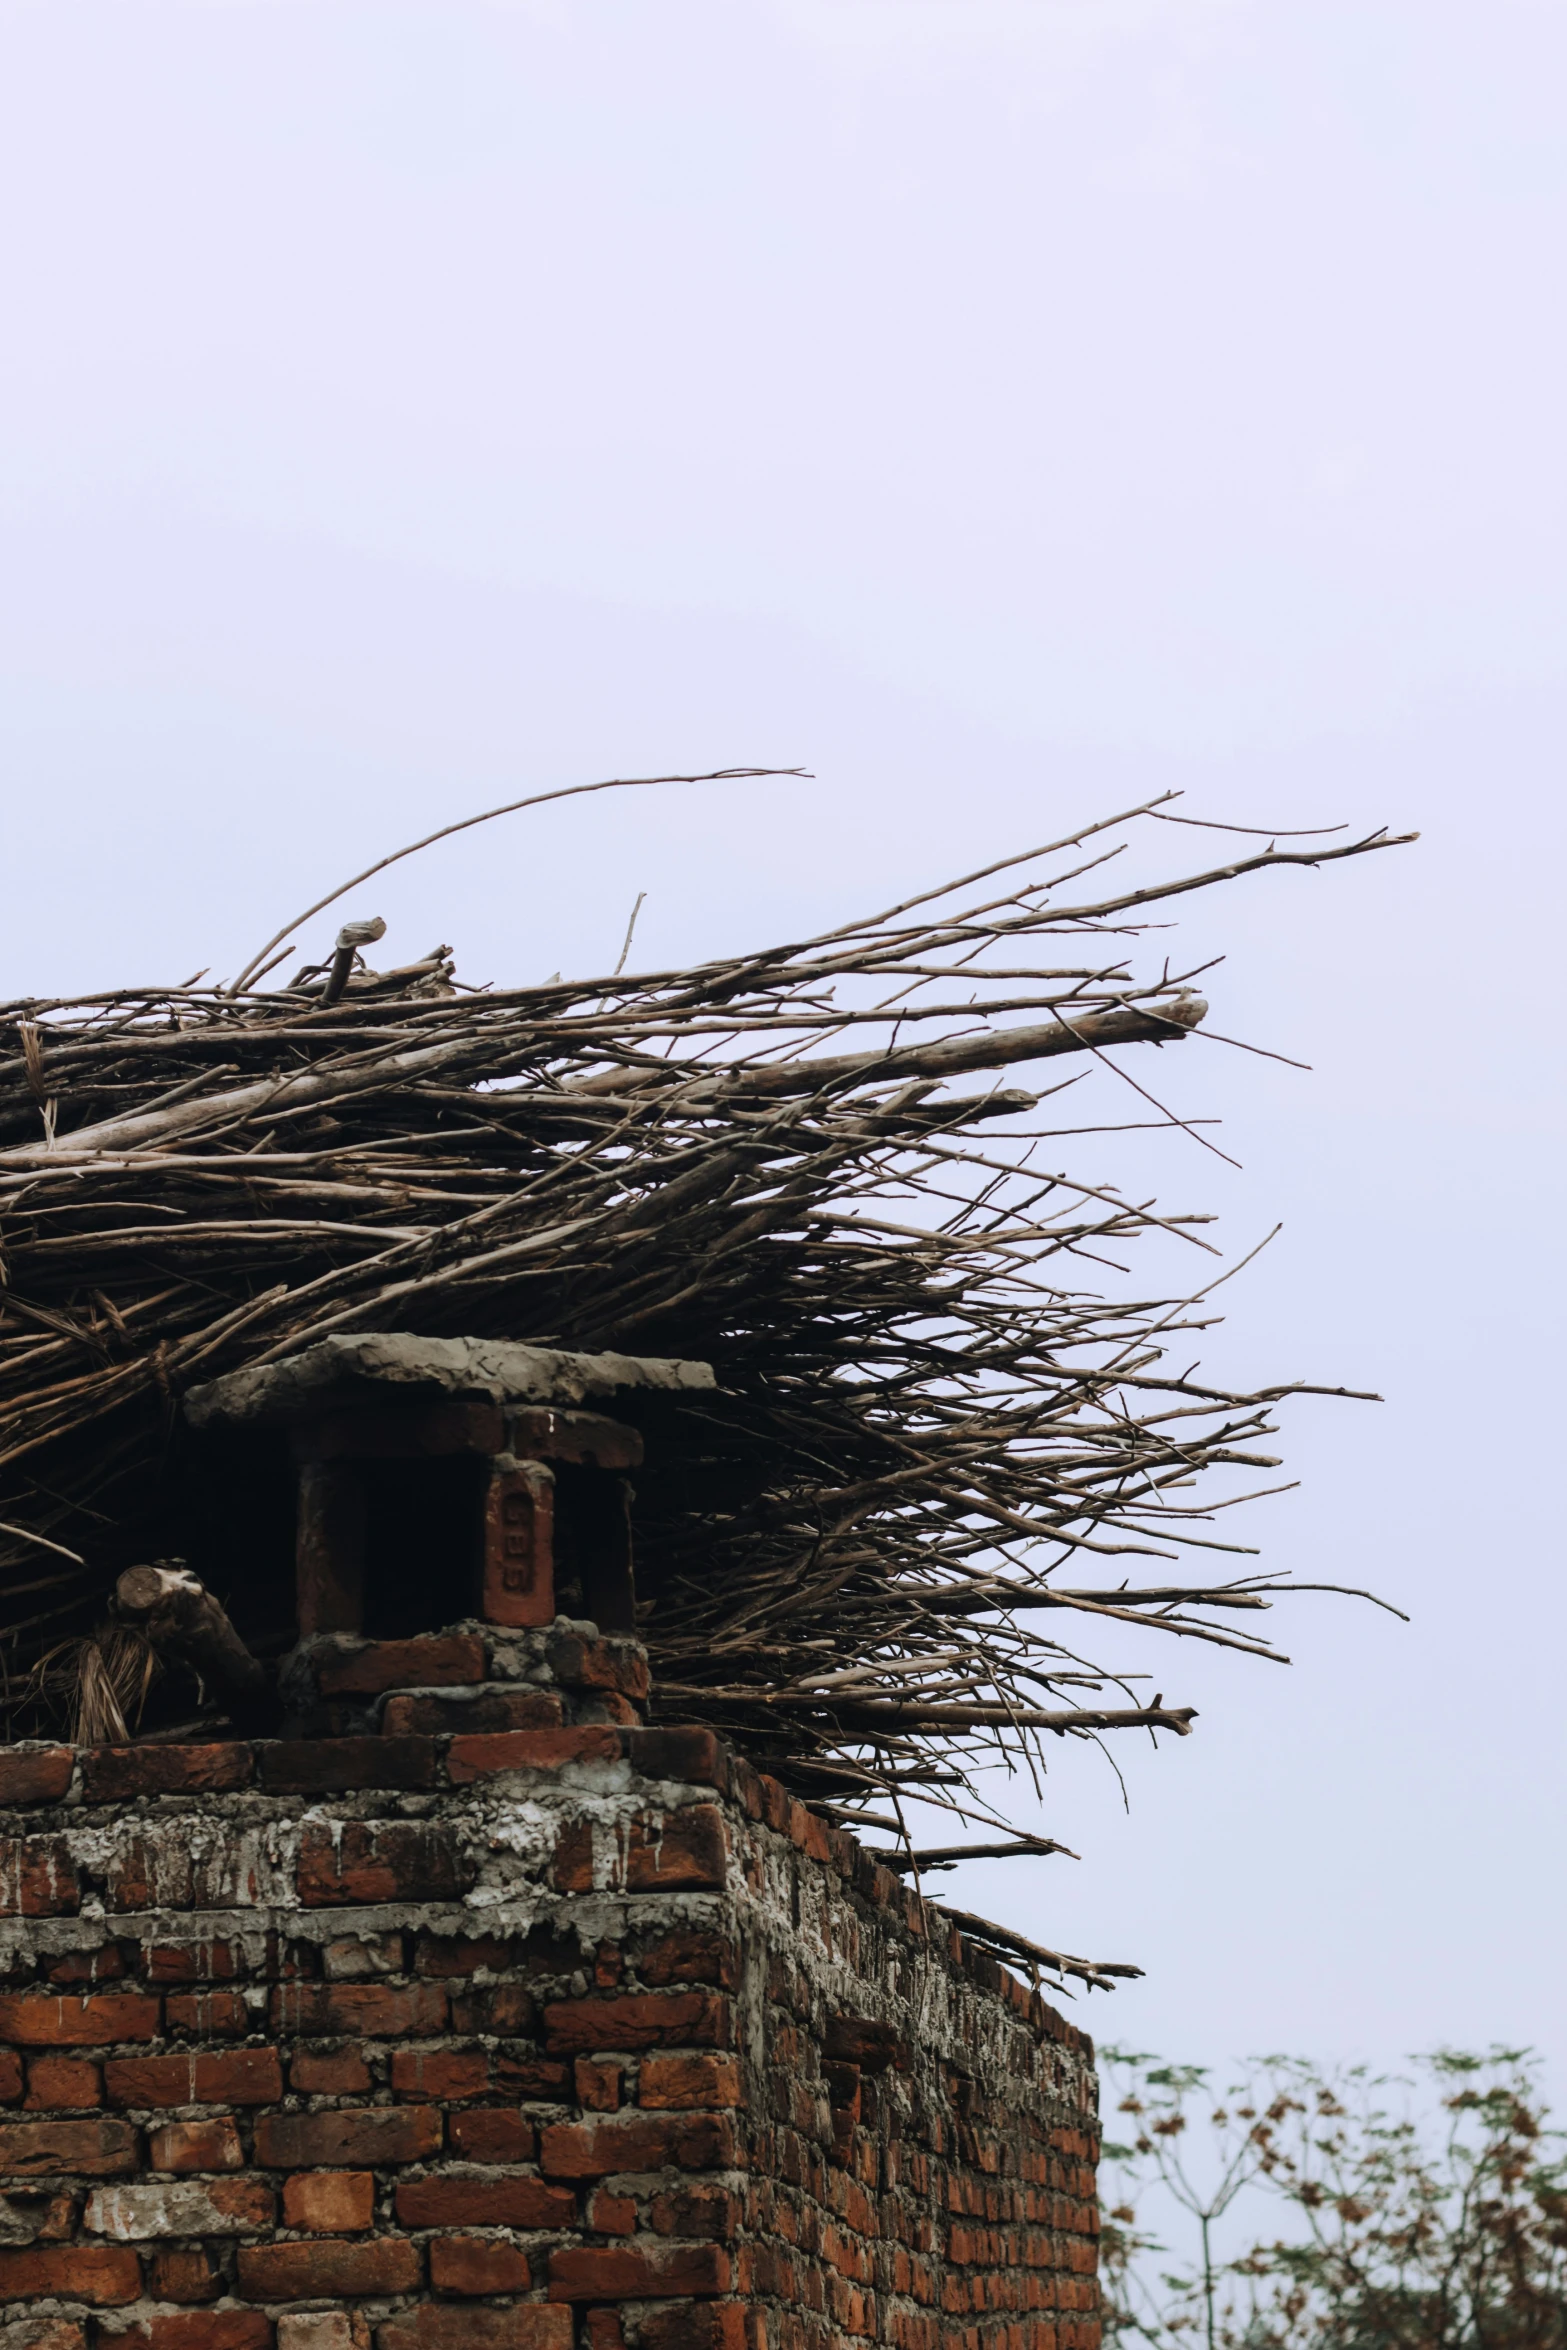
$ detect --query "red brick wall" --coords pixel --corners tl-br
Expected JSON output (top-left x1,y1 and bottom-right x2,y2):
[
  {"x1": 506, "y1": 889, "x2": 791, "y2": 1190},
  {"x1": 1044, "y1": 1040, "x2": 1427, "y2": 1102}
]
[{"x1": 0, "y1": 1629, "x2": 1100, "y2": 2350}]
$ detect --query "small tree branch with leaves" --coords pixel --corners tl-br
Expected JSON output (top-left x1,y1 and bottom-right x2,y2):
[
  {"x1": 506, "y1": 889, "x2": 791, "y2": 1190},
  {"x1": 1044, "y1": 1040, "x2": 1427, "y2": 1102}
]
[{"x1": 1100, "y1": 2047, "x2": 1567, "y2": 2350}]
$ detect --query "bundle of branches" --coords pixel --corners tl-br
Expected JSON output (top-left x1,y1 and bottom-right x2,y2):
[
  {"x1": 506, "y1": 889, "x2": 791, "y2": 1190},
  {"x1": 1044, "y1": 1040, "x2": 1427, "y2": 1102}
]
[{"x1": 0, "y1": 784, "x2": 1411, "y2": 1882}]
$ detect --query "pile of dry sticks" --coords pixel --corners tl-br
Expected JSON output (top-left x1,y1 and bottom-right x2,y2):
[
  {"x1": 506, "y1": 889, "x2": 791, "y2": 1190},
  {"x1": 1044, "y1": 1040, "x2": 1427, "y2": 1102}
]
[{"x1": 0, "y1": 777, "x2": 1411, "y2": 1982}]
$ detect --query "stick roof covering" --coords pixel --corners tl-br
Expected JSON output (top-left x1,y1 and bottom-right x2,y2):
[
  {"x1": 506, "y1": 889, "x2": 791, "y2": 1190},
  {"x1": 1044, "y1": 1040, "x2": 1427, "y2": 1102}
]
[{"x1": 0, "y1": 790, "x2": 1411, "y2": 1860}]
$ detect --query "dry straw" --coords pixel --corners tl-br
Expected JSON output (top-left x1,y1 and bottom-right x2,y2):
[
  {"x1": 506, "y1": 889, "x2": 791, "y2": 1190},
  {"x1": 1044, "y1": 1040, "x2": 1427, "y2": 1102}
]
[{"x1": 0, "y1": 777, "x2": 1413, "y2": 1962}]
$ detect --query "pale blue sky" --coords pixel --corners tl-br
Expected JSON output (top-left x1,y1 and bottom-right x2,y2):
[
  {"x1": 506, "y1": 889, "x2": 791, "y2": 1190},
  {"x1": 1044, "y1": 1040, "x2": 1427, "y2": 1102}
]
[{"x1": 2, "y1": 1, "x2": 1563, "y2": 2087}]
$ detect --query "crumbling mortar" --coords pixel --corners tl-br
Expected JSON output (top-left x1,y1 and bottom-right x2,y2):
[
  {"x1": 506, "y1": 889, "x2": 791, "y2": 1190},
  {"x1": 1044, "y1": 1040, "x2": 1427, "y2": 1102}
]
[
  {"x1": 729, "y1": 1833, "x2": 1050, "y2": 2122},
  {"x1": 0, "y1": 1669, "x2": 1098, "y2": 2346}
]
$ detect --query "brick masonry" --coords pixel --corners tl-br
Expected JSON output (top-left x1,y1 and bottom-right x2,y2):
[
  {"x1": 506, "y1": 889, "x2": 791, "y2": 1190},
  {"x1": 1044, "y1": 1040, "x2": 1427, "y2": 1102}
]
[{"x1": 0, "y1": 1623, "x2": 1100, "y2": 2350}]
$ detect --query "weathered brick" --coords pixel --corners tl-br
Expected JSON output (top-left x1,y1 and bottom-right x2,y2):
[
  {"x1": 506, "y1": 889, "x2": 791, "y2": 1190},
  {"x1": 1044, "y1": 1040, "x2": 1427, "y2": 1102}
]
[
  {"x1": 46, "y1": 1946, "x2": 127, "y2": 1986},
  {"x1": 539, "y1": 2113, "x2": 736, "y2": 2179},
  {"x1": 584, "y1": 1695, "x2": 641, "y2": 1726},
  {"x1": 323, "y1": 1933, "x2": 405, "y2": 1981},
  {"x1": 297, "y1": 1823, "x2": 474, "y2": 1906},
  {"x1": 105, "y1": 2050, "x2": 283, "y2": 2107},
  {"x1": 390, "y1": 2049, "x2": 487, "y2": 2101},
  {"x1": 620, "y1": 1728, "x2": 728, "y2": 1790},
  {"x1": 725, "y1": 1753, "x2": 764, "y2": 1824},
  {"x1": 586, "y1": 2186, "x2": 635, "y2": 2237},
  {"x1": 758, "y1": 1777, "x2": 790, "y2": 1836},
  {"x1": 80, "y1": 1746, "x2": 253, "y2": 1800},
  {"x1": 0, "y1": 2245, "x2": 142, "y2": 2302},
  {"x1": 148, "y1": 2249, "x2": 221, "y2": 2303},
  {"x1": 648, "y1": 2185, "x2": 739, "y2": 2240},
  {"x1": 544, "y1": 1632, "x2": 648, "y2": 1699},
  {"x1": 445, "y1": 1729, "x2": 619, "y2": 1782},
  {"x1": 448, "y1": 1983, "x2": 533, "y2": 2035},
  {"x1": 236, "y1": 2237, "x2": 422, "y2": 2299},
  {"x1": 24, "y1": 2056, "x2": 100, "y2": 2109},
  {"x1": 412, "y1": 1935, "x2": 521, "y2": 1981},
  {"x1": 0, "y1": 1993, "x2": 160, "y2": 2046},
  {"x1": 290, "y1": 2048, "x2": 372, "y2": 2095},
  {"x1": 148, "y1": 2118, "x2": 244, "y2": 2172},
  {"x1": 547, "y1": 2242, "x2": 731, "y2": 2299},
  {"x1": 0, "y1": 2185, "x2": 73, "y2": 2243},
  {"x1": 797, "y1": 1809, "x2": 832, "y2": 1865},
  {"x1": 636, "y1": 2306, "x2": 751, "y2": 2350},
  {"x1": 574, "y1": 2057, "x2": 621, "y2": 2111},
  {"x1": 492, "y1": 2054, "x2": 571, "y2": 2099},
  {"x1": 548, "y1": 1820, "x2": 594, "y2": 1889},
  {"x1": 254, "y1": 2105, "x2": 443, "y2": 2170},
  {"x1": 638, "y1": 1932, "x2": 740, "y2": 1994},
  {"x1": 0, "y1": 1840, "x2": 78, "y2": 1918},
  {"x1": 429, "y1": 2237, "x2": 533, "y2": 2295},
  {"x1": 282, "y1": 2171, "x2": 375, "y2": 2232},
  {"x1": 258, "y1": 1739, "x2": 437, "y2": 1794},
  {"x1": 105, "y1": 1835, "x2": 192, "y2": 1913},
  {"x1": 84, "y1": 2178, "x2": 275, "y2": 2238},
  {"x1": 0, "y1": 2117, "x2": 138, "y2": 2176},
  {"x1": 395, "y1": 2176, "x2": 576, "y2": 2230},
  {"x1": 276, "y1": 2320, "x2": 366, "y2": 2350},
  {"x1": 376, "y1": 2309, "x2": 572, "y2": 2350},
  {"x1": 552, "y1": 1809, "x2": 727, "y2": 1894},
  {"x1": 542, "y1": 1991, "x2": 731, "y2": 2055},
  {"x1": 272, "y1": 1983, "x2": 448, "y2": 2038},
  {"x1": 166, "y1": 1992, "x2": 249, "y2": 2038},
  {"x1": 315, "y1": 1637, "x2": 485, "y2": 1697},
  {"x1": 639, "y1": 2054, "x2": 743, "y2": 2110},
  {"x1": 0, "y1": 1749, "x2": 73, "y2": 1807},
  {"x1": 446, "y1": 2109, "x2": 535, "y2": 2163},
  {"x1": 823, "y1": 2015, "x2": 909, "y2": 2071},
  {"x1": 0, "y1": 2319, "x2": 88, "y2": 2350},
  {"x1": 382, "y1": 1689, "x2": 563, "y2": 1736},
  {"x1": 0, "y1": 2056, "x2": 19, "y2": 2105},
  {"x1": 99, "y1": 2317, "x2": 273, "y2": 2350},
  {"x1": 144, "y1": 1941, "x2": 245, "y2": 1985}
]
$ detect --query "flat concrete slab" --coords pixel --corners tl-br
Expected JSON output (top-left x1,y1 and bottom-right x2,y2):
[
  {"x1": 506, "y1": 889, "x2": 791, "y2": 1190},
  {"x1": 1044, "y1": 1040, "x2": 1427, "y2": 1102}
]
[{"x1": 184, "y1": 1332, "x2": 716, "y2": 1429}]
